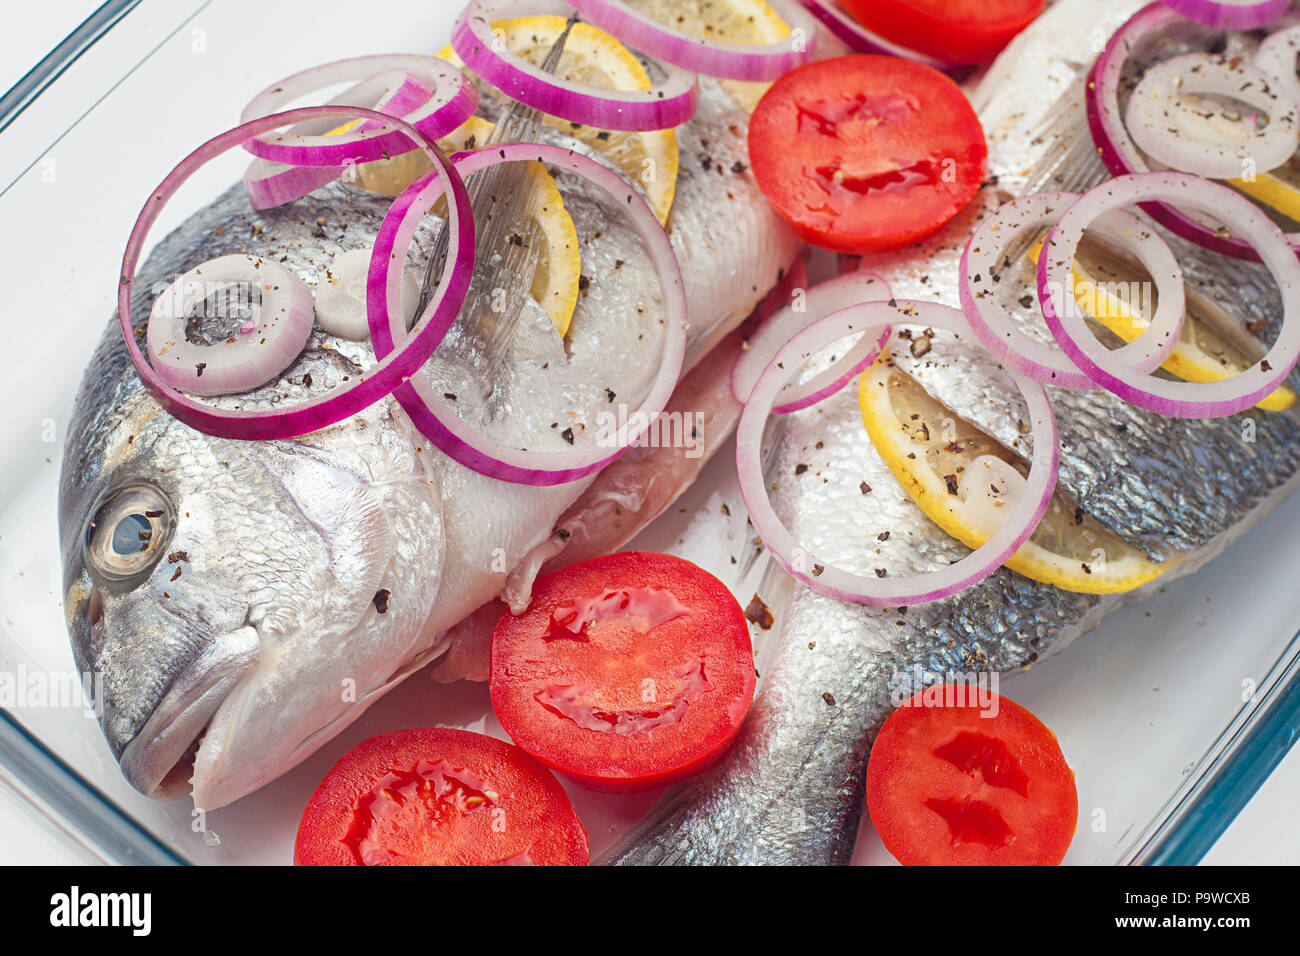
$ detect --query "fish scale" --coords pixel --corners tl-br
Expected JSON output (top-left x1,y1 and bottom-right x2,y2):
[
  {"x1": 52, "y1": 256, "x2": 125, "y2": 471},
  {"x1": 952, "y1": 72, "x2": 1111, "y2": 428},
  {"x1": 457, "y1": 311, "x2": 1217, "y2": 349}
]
[{"x1": 603, "y1": 0, "x2": 1300, "y2": 865}]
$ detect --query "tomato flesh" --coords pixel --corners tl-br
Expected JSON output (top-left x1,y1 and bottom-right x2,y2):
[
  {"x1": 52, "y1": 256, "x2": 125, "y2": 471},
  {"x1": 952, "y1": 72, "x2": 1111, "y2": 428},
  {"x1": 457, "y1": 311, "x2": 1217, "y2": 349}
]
[
  {"x1": 294, "y1": 728, "x2": 588, "y2": 865},
  {"x1": 749, "y1": 56, "x2": 987, "y2": 254},
  {"x1": 490, "y1": 552, "x2": 755, "y2": 793},
  {"x1": 865, "y1": 687, "x2": 1078, "y2": 865},
  {"x1": 842, "y1": 0, "x2": 1046, "y2": 65}
]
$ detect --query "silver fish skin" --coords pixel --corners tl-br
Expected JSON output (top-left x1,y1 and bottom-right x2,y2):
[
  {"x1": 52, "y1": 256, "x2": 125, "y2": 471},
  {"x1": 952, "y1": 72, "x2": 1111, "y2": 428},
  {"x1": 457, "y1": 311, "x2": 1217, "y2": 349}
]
[
  {"x1": 603, "y1": 0, "x2": 1300, "y2": 865},
  {"x1": 59, "y1": 77, "x2": 798, "y2": 810}
]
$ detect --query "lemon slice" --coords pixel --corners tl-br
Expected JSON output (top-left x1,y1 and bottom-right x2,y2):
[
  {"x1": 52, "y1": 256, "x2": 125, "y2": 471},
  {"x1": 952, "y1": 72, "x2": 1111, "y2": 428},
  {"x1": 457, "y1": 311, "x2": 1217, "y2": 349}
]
[
  {"x1": 439, "y1": 15, "x2": 679, "y2": 225},
  {"x1": 619, "y1": 0, "x2": 794, "y2": 113},
  {"x1": 340, "y1": 115, "x2": 579, "y2": 337},
  {"x1": 1227, "y1": 171, "x2": 1300, "y2": 225},
  {"x1": 1028, "y1": 240, "x2": 1296, "y2": 413},
  {"x1": 857, "y1": 357, "x2": 1168, "y2": 594}
]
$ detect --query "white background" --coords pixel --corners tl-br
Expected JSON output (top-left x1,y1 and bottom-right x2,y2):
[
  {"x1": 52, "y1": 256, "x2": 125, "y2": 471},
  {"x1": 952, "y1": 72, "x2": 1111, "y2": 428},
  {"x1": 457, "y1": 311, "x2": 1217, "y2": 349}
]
[{"x1": 0, "y1": 0, "x2": 1295, "y2": 866}]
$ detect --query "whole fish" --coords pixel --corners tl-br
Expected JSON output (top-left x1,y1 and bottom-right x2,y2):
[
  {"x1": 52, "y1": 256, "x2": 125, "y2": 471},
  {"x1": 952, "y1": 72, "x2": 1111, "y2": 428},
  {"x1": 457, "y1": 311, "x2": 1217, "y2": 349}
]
[
  {"x1": 602, "y1": 0, "x2": 1300, "y2": 865},
  {"x1": 59, "y1": 76, "x2": 799, "y2": 810}
]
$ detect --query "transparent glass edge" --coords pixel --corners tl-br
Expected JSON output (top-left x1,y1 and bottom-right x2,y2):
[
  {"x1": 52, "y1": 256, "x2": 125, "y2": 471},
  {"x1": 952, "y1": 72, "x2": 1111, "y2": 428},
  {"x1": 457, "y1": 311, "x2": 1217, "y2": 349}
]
[
  {"x1": 0, "y1": 0, "x2": 142, "y2": 134},
  {"x1": 1122, "y1": 628, "x2": 1300, "y2": 865},
  {"x1": 0, "y1": 710, "x2": 186, "y2": 866}
]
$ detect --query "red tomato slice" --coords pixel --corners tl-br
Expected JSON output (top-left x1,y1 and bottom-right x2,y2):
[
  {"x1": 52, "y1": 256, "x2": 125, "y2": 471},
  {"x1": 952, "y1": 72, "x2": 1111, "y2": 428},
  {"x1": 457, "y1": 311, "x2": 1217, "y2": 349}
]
[
  {"x1": 294, "y1": 728, "x2": 588, "y2": 866},
  {"x1": 865, "y1": 687, "x2": 1078, "y2": 865},
  {"x1": 842, "y1": 0, "x2": 1045, "y2": 65},
  {"x1": 490, "y1": 552, "x2": 755, "y2": 793},
  {"x1": 748, "y1": 56, "x2": 987, "y2": 254}
]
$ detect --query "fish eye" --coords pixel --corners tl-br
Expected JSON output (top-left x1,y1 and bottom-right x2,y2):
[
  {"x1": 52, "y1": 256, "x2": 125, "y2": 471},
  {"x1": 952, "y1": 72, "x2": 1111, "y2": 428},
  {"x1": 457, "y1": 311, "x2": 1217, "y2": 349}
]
[{"x1": 83, "y1": 484, "x2": 175, "y2": 584}]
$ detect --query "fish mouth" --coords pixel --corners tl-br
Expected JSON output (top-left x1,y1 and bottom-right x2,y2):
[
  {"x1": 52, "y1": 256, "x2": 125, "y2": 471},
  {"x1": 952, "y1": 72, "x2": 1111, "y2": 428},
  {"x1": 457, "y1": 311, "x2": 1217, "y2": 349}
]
[{"x1": 119, "y1": 625, "x2": 260, "y2": 799}]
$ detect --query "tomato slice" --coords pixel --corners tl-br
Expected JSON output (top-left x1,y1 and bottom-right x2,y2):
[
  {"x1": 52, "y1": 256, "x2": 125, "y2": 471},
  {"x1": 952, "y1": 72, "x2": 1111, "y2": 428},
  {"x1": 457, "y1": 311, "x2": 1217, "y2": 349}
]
[
  {"x1": 748, "y1": 56, "x2": 987, "y2": 254},
  {"x1": 842, "y1": 0, "x2": 1045, "y2": 65},
  {"x1": 865, "y1": 687, "x2": 1078, "y2": 865},
  {"x1": 294, "y1": 728, "x2": 588, "y2": 865},
  {"x1": 490, "y1": 552, "x2": 755, "y2": 793}
]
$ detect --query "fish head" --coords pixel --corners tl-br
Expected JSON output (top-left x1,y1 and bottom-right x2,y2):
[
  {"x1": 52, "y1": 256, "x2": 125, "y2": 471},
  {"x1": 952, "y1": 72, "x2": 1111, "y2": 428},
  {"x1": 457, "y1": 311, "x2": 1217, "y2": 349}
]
[{"x1": 61, "y1": 338, "x2": 446, "y2": 807}]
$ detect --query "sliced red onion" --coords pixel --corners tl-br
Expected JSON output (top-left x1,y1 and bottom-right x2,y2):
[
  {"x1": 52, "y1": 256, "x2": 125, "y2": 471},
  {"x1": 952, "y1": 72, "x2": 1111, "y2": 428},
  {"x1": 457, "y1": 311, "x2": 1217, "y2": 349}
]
[
  {"x1": 561, "y1": 0, "x2": 816, "y2": 81},
  {"x1": 1162, "y1": 0, "x2": 1291, "y2": 30},
  {"x1": 241, "y1": 55, "x2": 476, "y2": 167},
  {"x1": 369, "y1": 143, "x2": 686, "y2": 486},
  {"x1": 730, "y1": 270, "x2": 892, "y2": 412},
  {"x1": 119, "y1": 105, "x2": 475, "y2": 441},
  {"x1": 795, "y1": 0, "x2": 971, "y2": 80},
  {"x1": 243, "y1": 158, "x2": 342, "y2": 211},
  {"x1": 146, "y1": 255, "x2": 315, "y2": 396},
  {"x1": 1039, "y1": 172, "x2": 1300, "y2": 417},
  {"x1": 962, "y1": 191, "x2": 1185, "y2": 389},
  {"x1": 1125, "y1": 53, "x2": 1298, "y2": 178},
  {"x1": 452, "y1": 0, "x2": 698, "y2": 131},
  {"x1": 1088, "y1": 3, "x2": 1300, "y2": 260},
  {"x1": 1255, "y1": 22, "x2": 1300, "y2": 107},
  {"x1": 315, "y1": 247, "x2": 419, "y2": 341},
  {"x1": 737, "y1": 300, "x2": 1060, "y2": 607}
]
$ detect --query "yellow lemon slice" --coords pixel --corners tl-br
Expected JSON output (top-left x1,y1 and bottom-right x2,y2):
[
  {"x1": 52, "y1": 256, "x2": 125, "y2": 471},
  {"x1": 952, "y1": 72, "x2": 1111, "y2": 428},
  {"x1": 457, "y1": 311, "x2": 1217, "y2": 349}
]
[
  {"x1": 857, "y1": 357, "x2": 1168, "y2": 594},
  {"x1": 618, "y1": 0, "x2": 794, "y2": 113},
  {"x1": 1028, "y1": 240, "x2": 1296, "y2": 413},
  {"x1": 1227, "y1": 170, "x2": 1300, "y2": 225},
  {"x1": 440, "y1": 15, "x2": 679, "y2": 225}
]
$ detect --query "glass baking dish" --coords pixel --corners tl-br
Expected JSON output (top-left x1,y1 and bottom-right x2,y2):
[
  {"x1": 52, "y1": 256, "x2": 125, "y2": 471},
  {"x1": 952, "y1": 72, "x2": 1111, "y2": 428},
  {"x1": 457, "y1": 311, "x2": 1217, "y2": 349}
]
[{"x1": 1, "y1": 0, "x2": 1298, "y2": 866}]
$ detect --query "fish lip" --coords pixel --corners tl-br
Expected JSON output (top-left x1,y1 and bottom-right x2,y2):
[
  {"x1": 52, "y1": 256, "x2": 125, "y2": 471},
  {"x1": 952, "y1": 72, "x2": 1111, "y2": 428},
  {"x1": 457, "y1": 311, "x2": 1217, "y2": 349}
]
[{"x1": 119, "y1": 625, "x2": 260, "y2": 799}]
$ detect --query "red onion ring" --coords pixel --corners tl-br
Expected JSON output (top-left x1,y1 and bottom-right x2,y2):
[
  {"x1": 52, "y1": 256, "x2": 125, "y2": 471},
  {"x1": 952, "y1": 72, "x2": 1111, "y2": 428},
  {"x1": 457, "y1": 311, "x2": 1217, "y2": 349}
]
[
  {"x1": 730, "y1": 270, "x2": 893, "y2": 412},
  {"x1": 961, "y1": 191, "x2": 1186, "y2": 389},
  {"x1": 241, "y1": 55, "x2": 477, "y2": 167},
  {"x1": 118, "y1": 105, "x2": 475, "y2": 441},
  {"x1": 1255, "y1": 21, "x2": 1300, "y2": 107},
  {"x1": 243, "y1": 158, "x2": 343, "y2": 211},
  {"x1": 561, "y1": 0, "x2": 817, "y2": 81},
  {"x1": 737, "y1": 300, "x2": 1060, "y2": 606},
  {"x1": 794, "y1": 0, "x2": 972, "y2": 80},
  {"x1": 1162, "y1": 0, "x2": 1291, "y2": 30},
  {"x1": 1124, "y1": 53, "x2": 1298, "y2": 179},
  {"x1": 1039, "y1": 172, "x2": 1300, "y2": 418},
  {"x1": 368, "y1": 143, "x2": 686, "y2": 486},
  {"x1": 1087, "y1": 2, "x2": 1300, "y2": 260},
  {"x1": 146, "y1": 255, "x2": 316, "y2": 396},
  {"x1": 452, "y1": 0, "x2": 699, "y2": 131}
]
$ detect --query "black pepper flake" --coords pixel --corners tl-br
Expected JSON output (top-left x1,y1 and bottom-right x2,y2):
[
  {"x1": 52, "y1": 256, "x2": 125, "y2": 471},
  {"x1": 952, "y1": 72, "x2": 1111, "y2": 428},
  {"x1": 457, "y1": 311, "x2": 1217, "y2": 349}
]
[
  {"x1": 578, "y1": 275, "x2": 591, "y2": 291},
  {"x1": 167, "y1": 551, "x2": 187, "y2": 563},
  {"x1": 1081, "y1": 563, "x2": 1092, "y2": 575},
  {"x1": 372, "y1": 589, "x2": 391, "y2": 614},
  {"x1": 878, "y1": 531, "x2": 891, "y2": 541},
  {"x1": 195, "y1": 362, "x2": 206, "y2": 378},
  {"x1": 1261, "y1": 360, "x2": 1273, "y2": 372},
  {"x1": 860, "y1": 481, "x2": 872, "y2": 495},
  {"x1": 744, "y1": 594, "x2": 774, "y2": 630},
  {"x1": 795, "y1": 463, "x2": 809, "y2": 475},
  {"x1": 560, "y1": 427, "x2": 575, "y2": 444},
  {"x1": 554, "y1": 527, "x2": 572, "y2": 541},
  {"x1": 943, "y1": 474, "x2": 960, "y2": 495},
  {"x1": 731, "y1": 161, "x2": 747, "y2": 174},
  {"x1": 909, "y1": 335, "x2": 932, "y2": 359},
  {"x1": 144, "y1": 510, "x2": 163, "y2": 518},
  {"x1": 444, "y1": 392, "x2": 458, "y2": 401},
  {"x1": 1019, "y1": 295, "x2": 1035, "y2": 309},
  {"x1": 170, "y1": 566, "x2": 182, "y2": 582},
  {"x1": 303, "y1": 373, "x2": 313, "y2": 389},
  {"x1": 1073, "y1": 507, "x2": 1084, "y2": 526},
  {"x1": 822, "y1": 692, "x2": 836, "y2": 706},
  {"x1": 811, "y1": 564, "x2": 824, "y2": 577},
  {"x1": 605, "y1": 388, "x2": 616, "y2": 402}
]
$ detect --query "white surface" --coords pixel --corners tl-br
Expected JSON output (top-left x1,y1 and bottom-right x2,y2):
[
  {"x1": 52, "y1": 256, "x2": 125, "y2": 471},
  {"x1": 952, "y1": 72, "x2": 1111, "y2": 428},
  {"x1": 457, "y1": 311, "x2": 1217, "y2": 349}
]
[{"x1": 0, "y1": 1, "x2": 1297, "y2": 867}]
